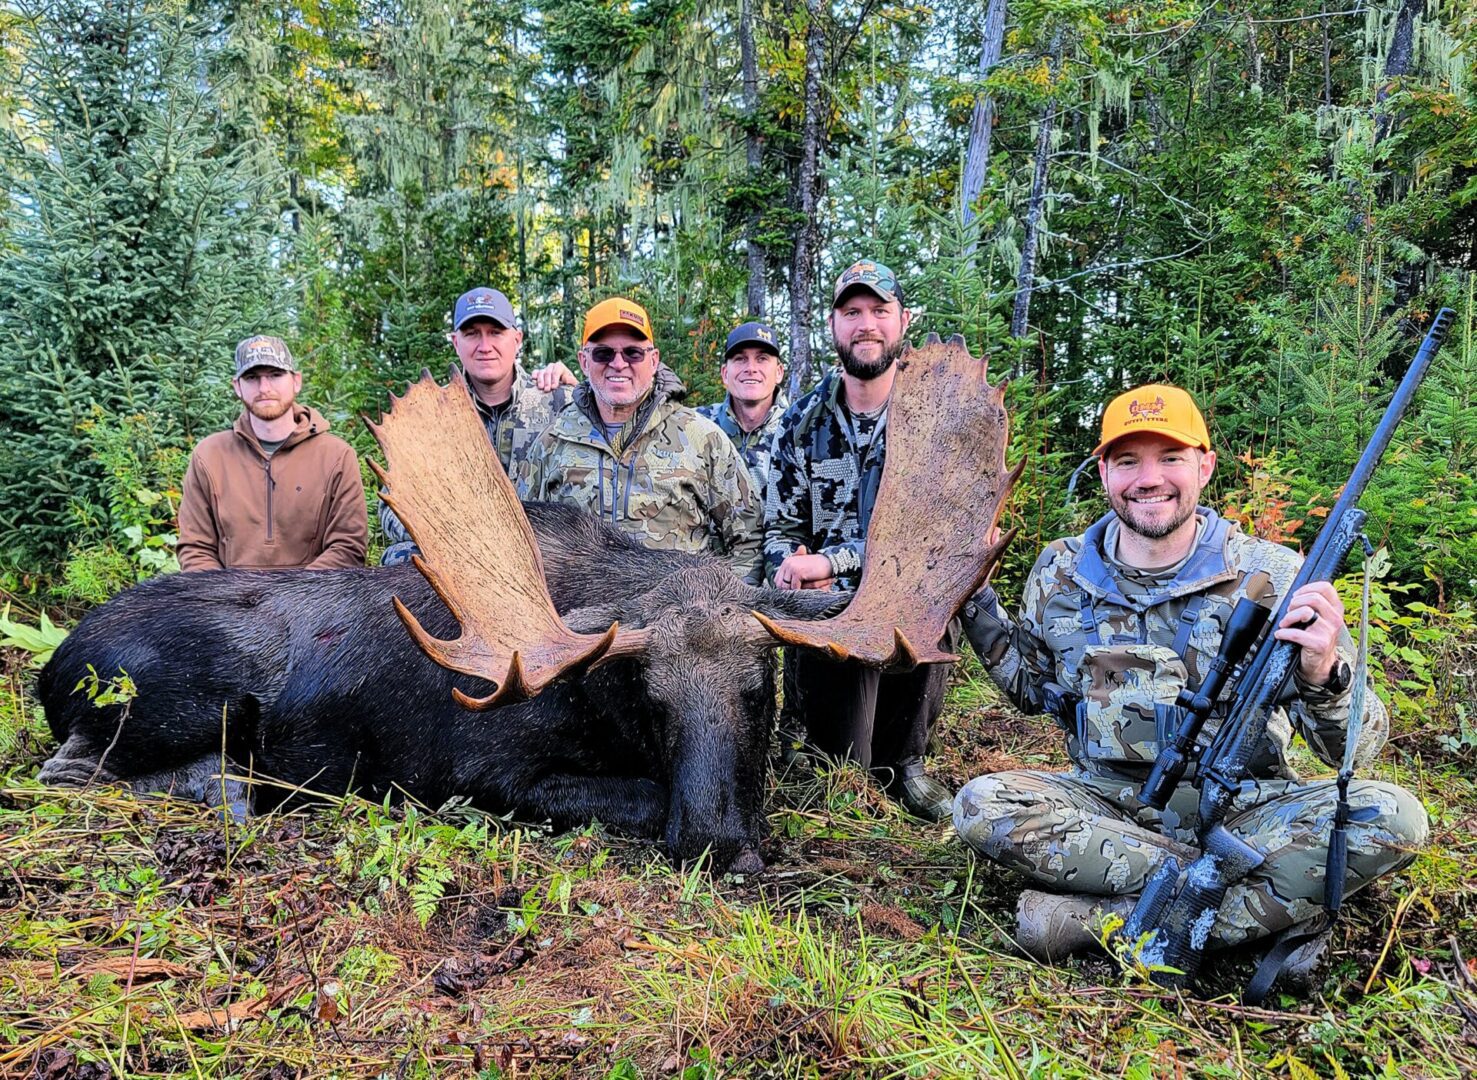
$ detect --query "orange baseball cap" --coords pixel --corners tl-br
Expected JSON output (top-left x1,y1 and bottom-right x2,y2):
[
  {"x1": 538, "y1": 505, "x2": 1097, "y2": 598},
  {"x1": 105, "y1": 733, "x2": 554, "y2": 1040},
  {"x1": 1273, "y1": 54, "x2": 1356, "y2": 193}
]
[
  {"x1": 1094, "y1": 383, "x2": 1211, "y2": 457},
  {"x1": 582, "y1": 297, "x2": 652, "y2": 344}
]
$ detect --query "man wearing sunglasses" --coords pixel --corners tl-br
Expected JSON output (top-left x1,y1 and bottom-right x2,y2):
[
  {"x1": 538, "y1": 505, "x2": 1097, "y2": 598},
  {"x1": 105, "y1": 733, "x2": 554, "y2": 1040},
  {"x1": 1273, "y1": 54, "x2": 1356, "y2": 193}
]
[{"x1": 513, "y1": 297, "x2": 763, "y2": 582}]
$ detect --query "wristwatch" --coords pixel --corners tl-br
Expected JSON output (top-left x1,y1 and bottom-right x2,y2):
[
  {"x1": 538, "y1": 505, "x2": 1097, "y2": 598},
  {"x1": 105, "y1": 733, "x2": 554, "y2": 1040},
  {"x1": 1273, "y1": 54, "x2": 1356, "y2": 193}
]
[{"x1": 1323, "y1": 659, "x2": 1353, "y2": 693}]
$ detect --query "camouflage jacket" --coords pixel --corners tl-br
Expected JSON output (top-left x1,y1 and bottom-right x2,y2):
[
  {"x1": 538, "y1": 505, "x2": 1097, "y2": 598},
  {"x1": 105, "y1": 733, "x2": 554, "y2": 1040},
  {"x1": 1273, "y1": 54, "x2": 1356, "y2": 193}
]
[
  {"x1": 963, "y1": 508, "x2": 1386, "y2": 785},
  {"x1": 695, "y1": 389, "x2": 788, "y2": 498},
  {"x1": 379, "y1": 366, "x2": 566, "y2": 559},
  {"x1": 762, "y1": 368, "x2": 885, "y2": 590},
  {"x1": 511, "y1": 373, "x2": 764, "y2": 583}
]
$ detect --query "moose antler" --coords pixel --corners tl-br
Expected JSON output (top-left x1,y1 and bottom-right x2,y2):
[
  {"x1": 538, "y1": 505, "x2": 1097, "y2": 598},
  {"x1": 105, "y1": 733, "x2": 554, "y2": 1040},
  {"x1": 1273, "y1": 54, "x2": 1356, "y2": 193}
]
[
  {"x1": 366, "y1": 370, "x2": 646, "y2": 709},
  {"x1": 754, "y1": 334, "x2": 1020, "y2": 668}
]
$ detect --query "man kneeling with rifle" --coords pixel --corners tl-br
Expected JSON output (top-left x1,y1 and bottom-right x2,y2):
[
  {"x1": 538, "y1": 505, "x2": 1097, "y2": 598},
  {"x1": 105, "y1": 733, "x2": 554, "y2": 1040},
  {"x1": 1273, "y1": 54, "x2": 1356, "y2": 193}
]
[{"x1": 956, "y1": 380, "x2": 1429, "y2": 995}]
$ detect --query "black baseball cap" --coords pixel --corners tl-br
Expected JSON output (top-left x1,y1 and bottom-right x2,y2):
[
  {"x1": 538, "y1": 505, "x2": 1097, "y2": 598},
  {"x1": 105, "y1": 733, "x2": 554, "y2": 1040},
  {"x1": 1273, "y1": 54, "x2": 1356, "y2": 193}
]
[
  {"x1": 453, "y1": 288, "x2": 518, "y2": 331},
  {"x1": 724, "y1": 321, "x2": 782, "y2": 360}
]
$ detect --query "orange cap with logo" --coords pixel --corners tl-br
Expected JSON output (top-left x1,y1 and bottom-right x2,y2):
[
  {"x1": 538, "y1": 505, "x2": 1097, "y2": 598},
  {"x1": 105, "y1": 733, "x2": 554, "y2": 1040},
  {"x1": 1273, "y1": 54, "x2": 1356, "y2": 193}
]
[
  {"x1": 583, "y1": 297, "x2": 653, "y2": 345},
  {"x1": 1094, "y1": 384, "x2": 1211, "y2": 457}
]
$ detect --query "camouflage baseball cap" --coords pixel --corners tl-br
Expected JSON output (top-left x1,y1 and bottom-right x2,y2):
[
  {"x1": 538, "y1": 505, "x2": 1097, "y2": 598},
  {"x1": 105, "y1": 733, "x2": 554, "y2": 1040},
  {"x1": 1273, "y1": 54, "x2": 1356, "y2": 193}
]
[
  {"x1": 832, "y1": 260, "x2": 901, "y2": 308},
  {"x1": 233, "y1": 335, "x2": 296, "y2": 377}
]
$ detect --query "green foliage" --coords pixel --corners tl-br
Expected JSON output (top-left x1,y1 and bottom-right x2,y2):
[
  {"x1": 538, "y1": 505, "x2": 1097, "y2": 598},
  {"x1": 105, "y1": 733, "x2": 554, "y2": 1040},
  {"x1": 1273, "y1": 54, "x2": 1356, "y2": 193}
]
[
  {"x1": 73, "y1": 665, "x2": 138, "y2": 710},
  {"x1": 0, "y1": 603, "x2": 67, "y2": 667},
  {"x1": 54, "y1": 407, "x2": 188, "y2": 603},
  {"x1": 0, "y1": 0, "x2": 285, "y2": 577},
  {"x1": 1337, "y1": 548, "x2": 1477, "y2": 738},
  {"x1": 334, "y1": 801, "x2": 507, "y2": 928}
]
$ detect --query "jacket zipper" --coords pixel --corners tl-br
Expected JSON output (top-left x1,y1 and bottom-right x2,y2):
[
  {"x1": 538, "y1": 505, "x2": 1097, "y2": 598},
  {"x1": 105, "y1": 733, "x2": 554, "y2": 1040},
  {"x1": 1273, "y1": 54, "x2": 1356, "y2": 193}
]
[{"x1": 264, "y1": 457, "x2": 275, "y2": 542}]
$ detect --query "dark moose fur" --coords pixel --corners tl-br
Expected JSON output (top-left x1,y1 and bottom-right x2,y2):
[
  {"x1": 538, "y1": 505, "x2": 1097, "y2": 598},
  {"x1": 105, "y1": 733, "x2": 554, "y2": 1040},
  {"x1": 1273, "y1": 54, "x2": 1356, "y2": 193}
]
[{"x1": 39, "y1": 502, "x2": 842, "y2": 873}]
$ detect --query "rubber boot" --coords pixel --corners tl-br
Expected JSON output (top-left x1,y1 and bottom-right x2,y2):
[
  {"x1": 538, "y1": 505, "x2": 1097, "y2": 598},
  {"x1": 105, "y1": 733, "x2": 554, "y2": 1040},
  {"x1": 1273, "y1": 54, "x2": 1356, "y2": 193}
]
[
  {"x1": 1014, "y1": 889, "x2": 1135, "y2": 963},
  {"x1": 888, "y1": 757, "x2": 954, "y2": 822}
]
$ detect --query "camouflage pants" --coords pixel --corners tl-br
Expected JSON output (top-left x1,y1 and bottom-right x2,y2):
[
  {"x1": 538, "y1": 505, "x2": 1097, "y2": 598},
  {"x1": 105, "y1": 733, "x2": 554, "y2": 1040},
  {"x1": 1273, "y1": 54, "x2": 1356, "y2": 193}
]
[{"x1": 953, "y1": 769, "x2": 1428, "y2": 947}]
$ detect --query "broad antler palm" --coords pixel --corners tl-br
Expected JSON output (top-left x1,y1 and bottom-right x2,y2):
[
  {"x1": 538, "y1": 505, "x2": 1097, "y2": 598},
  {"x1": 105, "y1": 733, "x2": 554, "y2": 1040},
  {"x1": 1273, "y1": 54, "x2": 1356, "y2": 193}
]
[
  {"x1": 752, "y1": 334, "x2": 1020, "y2": 667},
  {"x1": 366, "y1": 370, "x2": 649, "y2": 709},
  {"x1": 370, "y1": 335, "x2": 1015, "y2": 708}
]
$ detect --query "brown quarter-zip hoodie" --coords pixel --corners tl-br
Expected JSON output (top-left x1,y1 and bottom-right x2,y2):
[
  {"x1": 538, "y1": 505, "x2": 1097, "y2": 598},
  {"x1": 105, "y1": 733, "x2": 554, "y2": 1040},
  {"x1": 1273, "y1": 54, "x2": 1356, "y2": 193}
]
[{"x1": 177, "y1": 405, "x2": 367, "y2": 571}]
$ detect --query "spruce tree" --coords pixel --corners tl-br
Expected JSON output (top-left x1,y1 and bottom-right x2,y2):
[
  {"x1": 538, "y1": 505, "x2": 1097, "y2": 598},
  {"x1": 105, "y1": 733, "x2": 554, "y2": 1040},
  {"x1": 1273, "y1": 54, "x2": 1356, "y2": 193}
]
[{"x1": 0, "y1": 0, "x2": 285, "y2": 577}]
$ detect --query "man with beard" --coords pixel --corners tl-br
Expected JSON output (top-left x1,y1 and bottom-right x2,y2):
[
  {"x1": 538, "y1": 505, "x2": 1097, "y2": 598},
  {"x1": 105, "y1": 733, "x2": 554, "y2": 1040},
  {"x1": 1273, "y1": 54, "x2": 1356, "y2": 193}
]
[
  {"x1": 953, "y1": 384, "x2": 1426, "y2": 990},
  {"x1": 764, "y1": 260, "x2": 957, "y2": 821},
  {"x1": 696, "y1": 320, "x2": 788, "y2": 495},
  {"x1": 178, "y1": 335, "x2": 366, "y2": 570},
  {"x1": 512, "y1": 297, "x2": 763, "y2": 582}
]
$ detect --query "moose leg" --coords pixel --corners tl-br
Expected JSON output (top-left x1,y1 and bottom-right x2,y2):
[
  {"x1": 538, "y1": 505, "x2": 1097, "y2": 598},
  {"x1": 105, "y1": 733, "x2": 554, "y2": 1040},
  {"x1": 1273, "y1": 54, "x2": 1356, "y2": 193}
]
[
  {"x1": 37, "y1": 733, "x2": 118, "y2": 786},
  {"x1": 519, "y1": 773, "x2": 669, "y2": 839},
  {"x1": 126, "y1": 755, "x2": 252, "y2": 821}
]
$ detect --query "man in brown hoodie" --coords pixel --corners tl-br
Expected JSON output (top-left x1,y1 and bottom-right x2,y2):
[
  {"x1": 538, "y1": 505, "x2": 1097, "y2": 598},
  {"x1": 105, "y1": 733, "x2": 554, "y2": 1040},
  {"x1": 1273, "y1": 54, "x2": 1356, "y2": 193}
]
[{"x1": 177, "y1": 336, "x2": 367, "y2": 571}]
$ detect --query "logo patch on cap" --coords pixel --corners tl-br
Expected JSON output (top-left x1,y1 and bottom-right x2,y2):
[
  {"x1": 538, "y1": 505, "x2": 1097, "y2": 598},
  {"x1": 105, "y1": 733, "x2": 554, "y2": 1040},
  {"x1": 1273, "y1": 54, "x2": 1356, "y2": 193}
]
[
  {"x1": 756, "y1": 327, "x2": 773, "y2": 343},
  {"x1": 619, "y1": 309, "x2": 646, "y2": 327},
  {"x1": 1128, "y1": 396, "x2": 1166, "y2": 419}
]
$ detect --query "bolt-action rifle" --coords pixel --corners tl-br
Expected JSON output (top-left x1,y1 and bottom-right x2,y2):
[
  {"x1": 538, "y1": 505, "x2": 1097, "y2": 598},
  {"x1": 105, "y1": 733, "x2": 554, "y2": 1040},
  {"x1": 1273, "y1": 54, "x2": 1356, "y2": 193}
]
[{"x1": 1119, "y1": 307, "x2": 1456, "y2": 1000}]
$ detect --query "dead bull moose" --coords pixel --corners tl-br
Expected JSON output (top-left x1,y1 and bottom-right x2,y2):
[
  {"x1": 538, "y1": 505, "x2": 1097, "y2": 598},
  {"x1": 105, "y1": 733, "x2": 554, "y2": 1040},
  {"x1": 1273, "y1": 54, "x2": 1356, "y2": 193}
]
[{"x1": 38, "y1": 336, "x2": 1018, "y2": 873}]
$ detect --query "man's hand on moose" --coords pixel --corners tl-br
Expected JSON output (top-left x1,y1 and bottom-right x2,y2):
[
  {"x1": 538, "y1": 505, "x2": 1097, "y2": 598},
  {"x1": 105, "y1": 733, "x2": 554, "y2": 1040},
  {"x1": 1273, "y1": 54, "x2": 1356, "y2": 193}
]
[
  {"x1": 532, "y1": 362, "x2": 578, "y2": 391},
  {"x1": 775, "y1": 546, "x2": 835, "y2": 591},
  {"x1": 1273, "y1": 581, "x2": 1344, "y2": 686}
]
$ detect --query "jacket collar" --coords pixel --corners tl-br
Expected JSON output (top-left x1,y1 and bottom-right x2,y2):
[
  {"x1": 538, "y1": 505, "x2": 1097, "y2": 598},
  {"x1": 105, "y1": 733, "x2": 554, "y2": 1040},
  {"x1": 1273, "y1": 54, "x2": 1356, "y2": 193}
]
[
  {"x1": 463, "y1": 365, "x2": 533, "y2": 419},
  {"x1": 717, "y1": 387, "x2": 789, "y2": 436},
  {"x1": 1072, "y1": 507, "x2": 1238, "y2": 606},
  {"x1": 232, "y1": 404, "x2": 325, "y2": 458}
]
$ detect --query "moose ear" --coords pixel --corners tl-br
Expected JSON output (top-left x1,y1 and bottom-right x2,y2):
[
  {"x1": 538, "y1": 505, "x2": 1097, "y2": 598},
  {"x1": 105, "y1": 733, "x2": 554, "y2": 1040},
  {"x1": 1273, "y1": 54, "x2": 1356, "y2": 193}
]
[{"x1": 747, "y1": 587, "x2": 853, "y2": 623}]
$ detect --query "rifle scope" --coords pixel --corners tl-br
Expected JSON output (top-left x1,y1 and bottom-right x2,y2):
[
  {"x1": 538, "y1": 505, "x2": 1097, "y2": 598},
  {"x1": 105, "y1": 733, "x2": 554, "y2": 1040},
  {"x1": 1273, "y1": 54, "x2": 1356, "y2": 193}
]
[{"x1": 1137, "y1": 597, "x2": 1271, "y2": 809}]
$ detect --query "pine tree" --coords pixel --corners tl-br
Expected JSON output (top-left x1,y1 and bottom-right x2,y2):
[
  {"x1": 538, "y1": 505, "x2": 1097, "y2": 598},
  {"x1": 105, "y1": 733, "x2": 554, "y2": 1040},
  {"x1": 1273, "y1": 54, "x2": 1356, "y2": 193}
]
[{"x1": 0, "y1": 0, "x2": 285, "y2": 576}]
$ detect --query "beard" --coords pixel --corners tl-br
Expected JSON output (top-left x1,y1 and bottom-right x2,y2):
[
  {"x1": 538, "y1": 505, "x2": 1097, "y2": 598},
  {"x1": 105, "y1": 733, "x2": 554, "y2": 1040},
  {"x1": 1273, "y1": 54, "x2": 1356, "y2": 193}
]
[
  {"x1": 834, "y1": 334, "x2": 905, "y2": 381},
  {"x1": 247, "y1": 397, "x2": 294, "y2": 422},
  {"x1": 1107, "y1": 487, "x2": 1197, "y2": 541}
]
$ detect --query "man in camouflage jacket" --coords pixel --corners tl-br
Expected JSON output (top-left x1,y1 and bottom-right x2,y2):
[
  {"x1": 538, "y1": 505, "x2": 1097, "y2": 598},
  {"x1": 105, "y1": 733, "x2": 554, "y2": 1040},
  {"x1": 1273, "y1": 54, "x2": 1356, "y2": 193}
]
[
  {"x1": 512, "y1": 297, "x2": 763, "y2": 583},
  {"x1": 955, "y1": 383, "x2": 1427, "y2": 972},
  {"x1": 696, "y1": 320, "x2": 789, "y2": 496},
  {"x1": 381, "y1": 287, "x2": 567, "y2": 565},
  {"x1": 764, "y1": 260, "x2": 957, "y2": 821}
]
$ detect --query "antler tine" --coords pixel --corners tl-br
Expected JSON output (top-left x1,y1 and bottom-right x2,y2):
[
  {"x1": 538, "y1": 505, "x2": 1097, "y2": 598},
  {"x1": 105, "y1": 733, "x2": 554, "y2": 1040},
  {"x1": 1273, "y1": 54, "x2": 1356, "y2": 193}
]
[
  {"x1": 755, "y1": 335, "x2": 1018, "y2": 670},
  {"x1": 370, "y1": 369, "x2": 645, "y2": 708}
]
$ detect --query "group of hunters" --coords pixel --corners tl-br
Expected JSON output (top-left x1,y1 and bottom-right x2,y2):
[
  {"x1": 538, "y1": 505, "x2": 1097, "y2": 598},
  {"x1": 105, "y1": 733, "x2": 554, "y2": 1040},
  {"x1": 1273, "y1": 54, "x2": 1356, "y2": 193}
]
[{"x1": 178, "y1": 260, "x2": 1427, "y2": 988}]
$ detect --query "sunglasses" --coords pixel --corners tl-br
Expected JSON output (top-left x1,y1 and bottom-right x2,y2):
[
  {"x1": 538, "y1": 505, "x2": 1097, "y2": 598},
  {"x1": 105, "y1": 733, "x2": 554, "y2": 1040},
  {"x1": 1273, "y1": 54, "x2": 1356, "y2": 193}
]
[{"x1": 586, "y1": 344, "x2": 653, "y2": 365}]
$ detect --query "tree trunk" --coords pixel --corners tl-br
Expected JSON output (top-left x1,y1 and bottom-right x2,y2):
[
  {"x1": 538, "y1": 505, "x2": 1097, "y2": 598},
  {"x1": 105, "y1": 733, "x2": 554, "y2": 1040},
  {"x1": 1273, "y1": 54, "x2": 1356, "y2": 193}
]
[
  {"x1": 740, "y1": 0, "x2": 766, "y2": 315},
  {"x1": 1321, "y1": 7, "x2": 1333, "y2": 107},
  {"x1": 787, "y1": 0, "x2": 825, "y2": 399},
  {"x1": 1010, "y1": 32, "x2": 1064, "y2": 342},
  {"x1": 959, "y1": 0, "x2": 1007, "y2": 233},
  {"x1": 1375, "y1": 0, "x2": 1426, "y2": 142},
  {"x1": 562, "y1": 225, "x2": 576, "y2": 353}
]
